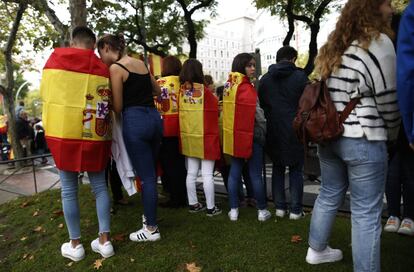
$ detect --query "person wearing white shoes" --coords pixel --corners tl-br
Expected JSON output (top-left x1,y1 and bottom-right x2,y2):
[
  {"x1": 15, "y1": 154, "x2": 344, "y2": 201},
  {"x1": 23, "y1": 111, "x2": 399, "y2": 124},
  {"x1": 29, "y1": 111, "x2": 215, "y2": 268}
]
[
  {"x1": 306, "y1": 0, "x2": 400, "y2": 271},
  {"x1": 224, "y1": 53, "x2": 271, "y2": 222},
  {"x1": 395, "y1": 0, "x2": 414, "y2": 237},
  {"x1": 41, "y1": 26, "x2": 115, "y2": 262},
  {"x1": 258, "y1": 46, "x2": 308, "y2": 222},
  {"x1": 97, "y1": 33, "x2": 163, "y2": 242}
]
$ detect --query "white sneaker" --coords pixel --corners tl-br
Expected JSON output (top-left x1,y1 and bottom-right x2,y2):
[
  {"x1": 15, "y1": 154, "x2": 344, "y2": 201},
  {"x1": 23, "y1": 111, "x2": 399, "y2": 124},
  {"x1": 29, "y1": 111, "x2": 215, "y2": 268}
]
[
  {"x1": 306, "y1": 246, "x2": 343, "y2": 265},
  {"x1": 129, "y1": 225, "x2": 161, "y2": 242},
  {"x1": 258, "y1": 209, "x2": 271, "y2": 222},
  {"x1": 289, "y1": 212, "x2": 305, "y2": 220},
  {"x1": 91, "y1": 238, "x2": 115, "y2": 258},
  {"x1": 384, "y1": 216, "x2": 401, "y2": 232},
  {"x1": 275, "y1": 209, "x2": 286, "y2": 218},
  {"x1": 397, "y1": 218, "x2": 414, "y2": 236},
  {"x1": 61, "y1": 242, "x2": 85, "y2": 262},
  {"x1": 228, "y1": 208, "x2": 239, "y2": 221}
]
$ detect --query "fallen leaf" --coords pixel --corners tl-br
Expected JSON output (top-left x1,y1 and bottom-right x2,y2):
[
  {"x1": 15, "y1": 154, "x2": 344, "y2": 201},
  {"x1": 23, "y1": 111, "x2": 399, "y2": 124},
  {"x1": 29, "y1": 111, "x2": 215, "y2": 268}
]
[
  {"x1": 22, "y1": 254, "x2": 29, "y2": 260},
  {"x1": 112, "y1": 233, "x2": 125, "y2": 242},
  {"x1": 186, "y1": 262, "x2": 202, "y2": 272},
  {"x1": 130, "y1": 258, "x2": 135, "y2": 263},
  {"x1": 33, "y1": 226, "x2": 43, "y2": 232},
  {"x1": 20, "y1": 236, "x2": 27, "y2": 241},
  {"x1": 67, "y1": 262, "x2": 73, "y2": 267},
  {"x1": 291, "y1": 235, "x2": 302, "y2": 243},
  {"x1": 32, "y1": 210, "x2": 39, "y2": 217},
  {"x1": 93, "y1": 258, "x2": 104, "y2": 270},
  {"x1": 29, "y1": 255, "x2": 34, "y2": 260},
  {"x1": 20, "y1": 201, "x2": 30, "y2": 208},
  {"x1": 58, "y1": 223, "x2": 64, "y2": 229},
  {"x1": 52, "y1": 210, "x2": 64, "y2": 217}
]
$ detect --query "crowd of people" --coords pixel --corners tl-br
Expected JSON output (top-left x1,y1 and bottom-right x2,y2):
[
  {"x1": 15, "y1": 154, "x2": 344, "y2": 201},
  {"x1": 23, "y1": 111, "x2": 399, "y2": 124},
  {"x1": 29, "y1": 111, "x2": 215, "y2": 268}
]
[
  {"x1": 38, "y1": 0, "x2": 413, "y2": 271},
  {"x1": 0, "y1": 102, "x2": 48, "y2": 163}
]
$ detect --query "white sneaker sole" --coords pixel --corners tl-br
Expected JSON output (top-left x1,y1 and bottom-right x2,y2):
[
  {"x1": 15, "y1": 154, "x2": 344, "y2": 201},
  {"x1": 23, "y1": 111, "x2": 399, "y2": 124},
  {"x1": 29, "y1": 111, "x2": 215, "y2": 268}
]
[
  {"x1": 306, "y1": 253, "x2": 343, "y2": 265},
  {"x1": 129, "y1": 233, "x2": 161, "y2": 242},
  {"x1": 61, "y1": 252, "x2": 85, "y2": 262},
  {"x1": 91, "y1": 244, "x2": 115, "y2": 258},
  {"x1": 397, "y1": 228, "x2": 414, "y2": 236},
  {"x1": 258, "y1": 214, "x2": 271, "y2": 222}
]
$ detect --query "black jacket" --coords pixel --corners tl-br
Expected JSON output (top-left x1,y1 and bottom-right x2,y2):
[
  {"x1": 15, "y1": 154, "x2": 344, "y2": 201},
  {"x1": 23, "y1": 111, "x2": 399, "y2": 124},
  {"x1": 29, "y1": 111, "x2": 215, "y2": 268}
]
[{"x1": 258, "y1": 61, "x2": 308, "y2": 166}]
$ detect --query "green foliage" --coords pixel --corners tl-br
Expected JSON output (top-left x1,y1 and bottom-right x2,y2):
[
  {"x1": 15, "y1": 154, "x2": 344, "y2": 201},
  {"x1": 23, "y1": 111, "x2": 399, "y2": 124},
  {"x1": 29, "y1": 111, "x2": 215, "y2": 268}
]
[
  {"x1": 88, "y1": 0, "x2": 188, "y2": 55},
  {"x1": 253, "y1": 0, "x2": 340, "y2": 20},
  {"x1": 23, "y1": 90, "x2": 42, "y2": 118},
  {"x1": 393, "y1": 0, "x2": 410, "y2": 13}
]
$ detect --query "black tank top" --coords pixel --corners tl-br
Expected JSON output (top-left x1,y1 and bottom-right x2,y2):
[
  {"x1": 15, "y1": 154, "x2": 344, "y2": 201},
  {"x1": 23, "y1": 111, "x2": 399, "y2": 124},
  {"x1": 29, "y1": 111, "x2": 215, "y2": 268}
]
[{"x1": 115, "y1": 63, "x2": 155, "y2": 109}]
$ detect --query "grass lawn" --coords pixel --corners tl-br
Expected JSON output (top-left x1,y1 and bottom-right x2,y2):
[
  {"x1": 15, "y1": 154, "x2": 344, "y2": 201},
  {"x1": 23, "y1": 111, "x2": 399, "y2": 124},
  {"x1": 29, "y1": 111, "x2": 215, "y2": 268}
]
[{"x1": 0, "y1": 185, "x2": 413, "y2": 272}]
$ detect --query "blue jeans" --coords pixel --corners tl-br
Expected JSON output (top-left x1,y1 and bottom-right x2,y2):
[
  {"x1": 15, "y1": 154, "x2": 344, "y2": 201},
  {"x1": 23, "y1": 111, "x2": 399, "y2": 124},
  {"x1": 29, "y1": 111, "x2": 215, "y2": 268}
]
[
  {"x1": 228, "y1": 143, "x2": 267, "y2": 210},
  {"x1": 309, "y1": 137, "x2": 387, "y2": 272},
  {"x1": 272, "y1": 162, "x2": 304, "y2": 214},
  {"x1": 123, "y1": 106, "x2": 162, "y2": 227},
  {"x1": 60, "y1": 170, "x2": 110, "y2": 240}
]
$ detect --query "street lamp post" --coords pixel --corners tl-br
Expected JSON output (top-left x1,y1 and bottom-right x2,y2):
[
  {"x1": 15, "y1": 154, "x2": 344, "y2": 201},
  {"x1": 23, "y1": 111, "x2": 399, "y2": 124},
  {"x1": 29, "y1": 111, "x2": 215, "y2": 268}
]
[{"x1": 15, "y1": 81, "x2": 29, "y2": 104}]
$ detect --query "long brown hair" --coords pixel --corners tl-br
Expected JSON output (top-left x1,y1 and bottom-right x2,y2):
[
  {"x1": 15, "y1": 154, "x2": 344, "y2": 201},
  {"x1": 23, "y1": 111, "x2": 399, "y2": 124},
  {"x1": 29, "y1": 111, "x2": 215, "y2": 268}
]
[
  {"x1": 97, "y1": 33, "x2": 126, "y2": 60},
  {"x1": 315, "y1": 0, "x2": 394, "y2": 79},
  {"x1": 179, "y1": 59, "x2": 204, "y2": 84}
]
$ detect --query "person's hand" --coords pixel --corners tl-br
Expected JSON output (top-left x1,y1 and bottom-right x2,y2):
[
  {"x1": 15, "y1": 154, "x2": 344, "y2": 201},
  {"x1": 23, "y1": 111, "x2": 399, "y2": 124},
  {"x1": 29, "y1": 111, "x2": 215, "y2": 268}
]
[{"x1": 410, "y1": 143, "x2": 414, "y2": 151}]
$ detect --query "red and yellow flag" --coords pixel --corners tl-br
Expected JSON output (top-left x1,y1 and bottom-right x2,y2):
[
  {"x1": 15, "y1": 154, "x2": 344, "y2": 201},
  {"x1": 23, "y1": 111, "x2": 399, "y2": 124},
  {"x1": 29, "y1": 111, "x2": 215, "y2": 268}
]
[
  {"x1": 155, "y1": 76, "x2": 180, "y2": 137},
  {"x1": 179, "y1": 82, "x2": 220, "y2": 160},
  {"x1": 40, "y1": 48, "x2": 112, "y2": 172},
  {"x1": 223, "y1": 72, "x2": 257, "y2": 158}
]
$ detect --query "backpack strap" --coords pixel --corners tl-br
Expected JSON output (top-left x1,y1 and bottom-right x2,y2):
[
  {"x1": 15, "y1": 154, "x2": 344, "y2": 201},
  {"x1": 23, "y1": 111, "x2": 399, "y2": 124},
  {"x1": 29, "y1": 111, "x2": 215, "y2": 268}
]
[{"x1": 340, "y1": 98, "x2": 360, "y2": 123}]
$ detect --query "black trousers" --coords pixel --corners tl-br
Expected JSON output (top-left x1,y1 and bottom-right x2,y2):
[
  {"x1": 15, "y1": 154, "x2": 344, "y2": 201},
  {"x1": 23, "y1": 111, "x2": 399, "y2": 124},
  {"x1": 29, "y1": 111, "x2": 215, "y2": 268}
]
[
  {"x1": 106, "y1": 160, "x2": 124, "y2": 203},
  {"x1": 159, "y1": 137, "x2": 188, "y2": 205},
  {"x1": 386, "y1": 151, "x2": 414, "y2": 219}
]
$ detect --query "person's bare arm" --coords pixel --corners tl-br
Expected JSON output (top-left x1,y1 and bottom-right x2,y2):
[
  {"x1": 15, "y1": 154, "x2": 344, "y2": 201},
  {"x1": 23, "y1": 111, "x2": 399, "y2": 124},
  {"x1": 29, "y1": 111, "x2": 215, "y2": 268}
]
[
  {"x1": 151, "y1": 75, "x2": 161, "y2": 96},
  {"x1": 109, "y1": 65, "x2": 124, "y2": 114}
]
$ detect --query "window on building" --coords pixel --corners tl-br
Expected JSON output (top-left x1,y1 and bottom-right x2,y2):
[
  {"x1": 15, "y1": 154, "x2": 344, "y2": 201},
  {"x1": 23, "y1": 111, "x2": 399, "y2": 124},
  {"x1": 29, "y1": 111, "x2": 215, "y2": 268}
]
[
  {"x1": 220, "y1": 51, "x2": 223, "y2": 58},
  {"x1": 214, "y1": 50, "x2": 217, "y2": 57},
  {"x1": 215, "y1": 60, "x2": 217, "y2": 68},
  {"x1": 214, "y1": 39, "x2": 216, "y2": 46}
]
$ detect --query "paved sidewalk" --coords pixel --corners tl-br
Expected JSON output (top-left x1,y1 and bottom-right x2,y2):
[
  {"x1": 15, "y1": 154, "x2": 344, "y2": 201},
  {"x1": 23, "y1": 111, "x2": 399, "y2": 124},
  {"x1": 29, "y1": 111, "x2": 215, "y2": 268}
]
[
  {"x1": 0, "y1": 159, "x2": 388, "y2": 215},
  {"x1": 0, "y1": 159, "x2": 60, "y2": 205}
]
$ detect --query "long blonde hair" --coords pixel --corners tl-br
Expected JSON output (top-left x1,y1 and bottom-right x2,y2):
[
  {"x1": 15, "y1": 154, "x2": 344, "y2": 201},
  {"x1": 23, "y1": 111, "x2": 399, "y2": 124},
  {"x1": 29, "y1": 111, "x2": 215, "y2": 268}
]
[{"x1": 315, "y1": 0, "x2": 394, "y2": 79}]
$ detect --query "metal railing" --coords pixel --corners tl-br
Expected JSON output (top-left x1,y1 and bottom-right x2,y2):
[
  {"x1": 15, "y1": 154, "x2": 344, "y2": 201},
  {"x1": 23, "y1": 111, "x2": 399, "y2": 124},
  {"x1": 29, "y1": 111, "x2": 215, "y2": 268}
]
[{"x1": 0, "y1": 153, "x2": 58, "y2": 196}]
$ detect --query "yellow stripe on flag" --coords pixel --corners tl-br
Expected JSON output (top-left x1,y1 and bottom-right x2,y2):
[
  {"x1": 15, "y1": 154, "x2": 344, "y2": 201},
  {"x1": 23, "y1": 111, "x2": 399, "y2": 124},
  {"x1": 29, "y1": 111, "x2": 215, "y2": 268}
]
[
  {"x1": 223, "y1": 73, "x2": 244, "y2": 156},
  {"x1": 179, "y1": 83, "x2": 205, "y2": 159},
  {"x1": 41, "y1": 69, "x2": 110, "y2": 141}
]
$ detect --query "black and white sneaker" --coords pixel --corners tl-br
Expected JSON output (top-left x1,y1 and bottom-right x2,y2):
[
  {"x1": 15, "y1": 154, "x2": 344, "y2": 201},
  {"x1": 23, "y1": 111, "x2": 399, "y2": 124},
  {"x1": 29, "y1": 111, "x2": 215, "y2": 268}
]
[
  {"x1": 129, "y1": 225, "x2": 161, "y2": 242},
  {"x1": 189, "y1": 203, "x2": 206, "y2": 213},
  {"x1": 206, "y1": 206, "x2": 222, "y2": 217}
]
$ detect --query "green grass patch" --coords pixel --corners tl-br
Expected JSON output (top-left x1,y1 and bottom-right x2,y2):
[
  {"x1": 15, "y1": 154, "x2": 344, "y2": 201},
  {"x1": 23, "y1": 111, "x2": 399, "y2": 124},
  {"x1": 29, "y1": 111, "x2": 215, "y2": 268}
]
[{"x1": 0, "y1": 185, "x2": 412, "y2": 271}]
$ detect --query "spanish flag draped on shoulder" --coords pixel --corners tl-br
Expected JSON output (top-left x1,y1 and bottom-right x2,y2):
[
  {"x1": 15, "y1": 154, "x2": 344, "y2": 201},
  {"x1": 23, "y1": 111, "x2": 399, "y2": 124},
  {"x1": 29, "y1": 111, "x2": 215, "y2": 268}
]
[
  {"x1": 40, "y1": 48, "x2": 112, "y2": 172},
  {"x1": 179, "y1": 82, "x2": 220, "y2": 160},
  {"x1": 155, "y1": 76, "x2": 180, "y2": 137},
  {"x1": 223, "y1": 72, "x2": 257, "y2": 159}
]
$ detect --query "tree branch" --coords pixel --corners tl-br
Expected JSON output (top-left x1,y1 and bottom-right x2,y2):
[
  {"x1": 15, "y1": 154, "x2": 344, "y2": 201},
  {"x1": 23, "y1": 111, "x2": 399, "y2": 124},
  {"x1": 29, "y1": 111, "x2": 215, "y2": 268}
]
[
  {"x1": 32, "y1": 0, "x2": 69, "y2": 46},
  {"x1": 189, "y1": 0, "x2": 214, "y2": 15}
]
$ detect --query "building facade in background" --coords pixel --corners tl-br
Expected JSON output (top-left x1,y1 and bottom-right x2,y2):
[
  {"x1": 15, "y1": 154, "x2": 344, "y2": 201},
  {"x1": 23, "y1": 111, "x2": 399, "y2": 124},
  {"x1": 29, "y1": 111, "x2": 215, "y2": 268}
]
[{"x1": 193, "y1": 9, "x2": 335, "y2": 85}]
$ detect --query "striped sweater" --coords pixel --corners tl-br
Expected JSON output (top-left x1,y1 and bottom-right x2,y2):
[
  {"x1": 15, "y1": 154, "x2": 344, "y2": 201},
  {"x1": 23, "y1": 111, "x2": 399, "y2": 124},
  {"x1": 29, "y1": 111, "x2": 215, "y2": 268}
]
[{"x1": 327, "y1": 33, "x2": 401, "y2": 141}]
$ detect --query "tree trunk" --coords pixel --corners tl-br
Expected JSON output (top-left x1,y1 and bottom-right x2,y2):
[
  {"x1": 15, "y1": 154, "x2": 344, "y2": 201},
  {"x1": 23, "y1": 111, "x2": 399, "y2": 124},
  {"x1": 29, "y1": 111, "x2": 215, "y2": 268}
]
[
  {"x1": 283, "y1": 0, "x2": 295, "y2": 46},
  {"x1": 187, "y1": 19, "x2": 197, "y2": 59},
  {"x1": 34, "y1": 0, "x2": 70, "y2": 46},
  {"x1": 3, "y1": 93, "x2": 24, "y2": 161},
  {"x1": 2, "y1": 2, "x2": 27, "y2": 161},
  {"x1": 69, "y1": 0, "x2": 87, "y2": 30},
  {"x1": 283, "y1": 15, "x2": 295, "y2": 46},
  {"x1": 304, "y1": 23, "x2": 319, "y2": 75}
]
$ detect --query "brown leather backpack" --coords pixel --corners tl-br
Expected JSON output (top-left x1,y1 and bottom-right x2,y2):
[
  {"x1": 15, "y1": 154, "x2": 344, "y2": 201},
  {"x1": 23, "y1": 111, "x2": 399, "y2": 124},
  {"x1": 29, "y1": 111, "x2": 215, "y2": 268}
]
[{"x1": 293, "y1": 80, "x2": 360, "y2": 145}]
